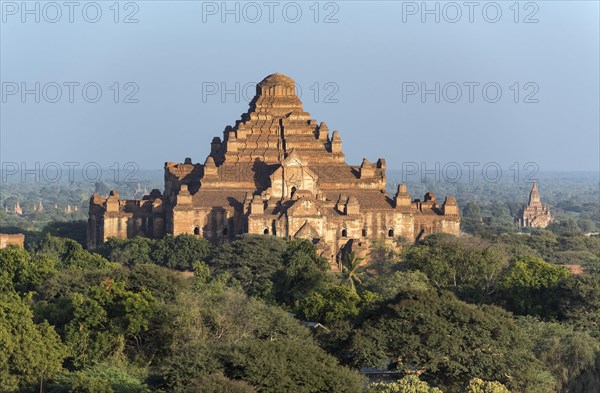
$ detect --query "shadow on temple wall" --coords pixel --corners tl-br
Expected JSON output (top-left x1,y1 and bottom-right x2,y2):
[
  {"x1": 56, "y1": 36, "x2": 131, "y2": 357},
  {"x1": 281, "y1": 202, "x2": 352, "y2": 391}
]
[
  {"x1": 252, "y1": 158, "x2": 272, "y2": 193},
  {"x1": 204, "y1": 206, "x2": 231, "y2": 242}
]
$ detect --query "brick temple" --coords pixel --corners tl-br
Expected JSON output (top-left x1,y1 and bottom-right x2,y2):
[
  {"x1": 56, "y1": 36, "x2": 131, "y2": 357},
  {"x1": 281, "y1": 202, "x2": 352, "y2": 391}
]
[
  {"x1": 518, "y1": 181, "x2": 553, "y2": 228},
  {"x1": 87, "y1": 73, "x2": 460, "y2": 267},
  {"x1": 0, "y1": 233, "x2": 25, "y2": 249}
]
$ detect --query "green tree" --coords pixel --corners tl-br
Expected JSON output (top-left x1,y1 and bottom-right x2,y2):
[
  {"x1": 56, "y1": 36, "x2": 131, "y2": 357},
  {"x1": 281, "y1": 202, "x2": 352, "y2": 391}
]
[
  {"x1": 466, "y1": 378, "x2": 510, "y2": 393},
  {"x1": 32, "y1": 234, "x2": 111, "y2": 270},
  {"x1": 404, "y1": 235, "x2": 508, "y2": 302},
  {"x1": 501, "y1": 255, "x2": 569, "y2": 315},
  {"x1": 461, "y1": 201, "x2": 484, "y2": 233},
  {"x1": 65, "y1": 278, "x2": 157, "y2": 367},
  {"x1": 368, "y1": 375, "x2": 443, "y2": 393},
  {"x1": 207, "y1": 235, "x2": 287, "y2": 300},
  {"x1": 274, "y1": 239, "x2": 329, "y2": 306},
  {"x1": 552, "y1": 275, "x2": 600, "y2": 338},
  {"x1": 0, "y1": 245, "x2": 58, "y2": 293},
  {"x1": 518, "y1": 317, "x2": 600, "y2": 392},
  {"x1": 116, "y1": 263, "x2": 191, "y2": 302},
  {"x1": 100, "y1": 237, "x2": 155, "y2": 266},
  {"x1": 41, "y1": 221, "x2": 88, "y2": 245},
  {"x1": 364, "y1": 270, "x2": 432, "y2": 301},
  {"x1": 350, "y1": 289, "x2": 555, "y2": 392},
  {"x1": 299, "y1": 285, "x2": 361, "y2": 324},
  {"x1": 0, "y1": 291, "x2": 66, "y2": 392},
  {"x1": 547, "y1": 219, "x2": 582, "y2": 236},
  {"x1": 186, "y1": 373, "x2": 256, "y2": 393},
  {"x1": 48, "y1": 364, "x2": 150, "y2": 393},
  {"x1": 223, "y1": 339, "x2": 363, "y2": 393},
  {"x1": 484, "y1": 202, "x2": 517, "y2": 235},
  {"x1": 151, "y1": 234, "x2": 210, "y2": 270},
  {"x1": 341, "y1": 251, "x2": 364, "y2": 293},
  {"x1": 154, "y1": 285, "x2": 363, "y2": 392}
]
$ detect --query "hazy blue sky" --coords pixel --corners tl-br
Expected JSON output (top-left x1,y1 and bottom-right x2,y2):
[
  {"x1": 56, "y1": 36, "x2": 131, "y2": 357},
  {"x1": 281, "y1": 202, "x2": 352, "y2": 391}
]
[{"x1": 1, "y1": 1, "x2": 599, "y2": 175}]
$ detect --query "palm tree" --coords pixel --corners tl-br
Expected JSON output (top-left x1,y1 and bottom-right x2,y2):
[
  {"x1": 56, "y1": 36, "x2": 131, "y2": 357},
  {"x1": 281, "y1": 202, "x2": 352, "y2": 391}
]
[{"x1": 342, "y1": 251, "x2": 364, "y2": 293}]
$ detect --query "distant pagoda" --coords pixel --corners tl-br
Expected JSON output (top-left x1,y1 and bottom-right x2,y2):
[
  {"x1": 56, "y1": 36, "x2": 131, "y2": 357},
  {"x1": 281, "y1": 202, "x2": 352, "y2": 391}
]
[
  {"x1": 33, "y1": 201, "x2": 44, "y2": 212},
  {"x1": 518, "y1": 181, "x2": 553, "y2": 228},
  {"x1": 13, "y1": 202, "x2": 23, "y2": 215}
]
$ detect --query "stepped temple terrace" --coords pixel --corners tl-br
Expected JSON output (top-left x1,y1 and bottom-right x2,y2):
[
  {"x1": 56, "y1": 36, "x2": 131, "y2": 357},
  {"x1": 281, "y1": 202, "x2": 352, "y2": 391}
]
[{"x1": 87, "y1": 73, "x2": 460, "y2": 268}]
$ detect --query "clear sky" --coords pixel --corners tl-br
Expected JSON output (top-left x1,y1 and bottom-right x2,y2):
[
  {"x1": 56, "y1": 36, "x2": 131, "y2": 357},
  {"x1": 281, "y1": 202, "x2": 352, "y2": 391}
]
[{"x1": 1, "y1": 1, "x2": 599, "y2": 174}]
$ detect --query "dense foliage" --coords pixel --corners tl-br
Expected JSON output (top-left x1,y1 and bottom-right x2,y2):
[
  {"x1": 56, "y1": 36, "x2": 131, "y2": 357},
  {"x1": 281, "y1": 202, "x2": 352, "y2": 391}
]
[
  {"x1": 0, "y1": 236, "x2": 361, "y2": 392},
  {"x1": 0, "y1": 228, "x2": 598, "y2": 392}
]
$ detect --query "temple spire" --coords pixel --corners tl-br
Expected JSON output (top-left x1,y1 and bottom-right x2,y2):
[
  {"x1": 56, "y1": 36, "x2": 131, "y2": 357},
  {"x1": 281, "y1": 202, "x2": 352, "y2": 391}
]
[
  {"x1": 246, "y1": 73, "x2": 305, "y2": 117},
  {"x1": 528, "y1": 181, "x2": 541, "y2": 206}
]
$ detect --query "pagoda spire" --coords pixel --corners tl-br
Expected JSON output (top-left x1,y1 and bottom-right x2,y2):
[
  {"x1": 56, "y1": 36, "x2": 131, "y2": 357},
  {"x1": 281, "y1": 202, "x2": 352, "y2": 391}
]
[
  {"x1": 246, "y1": 73, "x2": 305, "y2": 117},
  {"x1": 528, "y1": 180, "x2": 541, "y2": 206}
]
